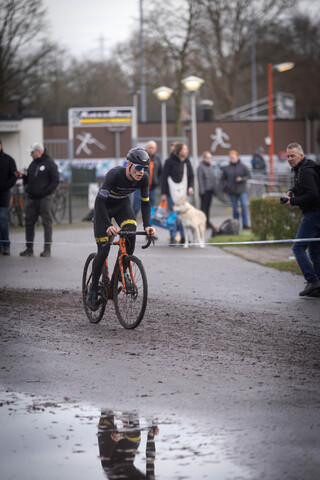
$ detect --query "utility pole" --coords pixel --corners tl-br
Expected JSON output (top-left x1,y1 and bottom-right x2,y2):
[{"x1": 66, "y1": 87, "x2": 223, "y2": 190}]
[{"x1": 139, "y1": 0, "x2": 147, "y2": 122}]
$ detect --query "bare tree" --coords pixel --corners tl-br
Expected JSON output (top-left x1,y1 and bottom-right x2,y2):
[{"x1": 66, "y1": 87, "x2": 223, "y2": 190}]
[
  {"x1": 0, "y1": 0, "x2": 57, "y2": 114},
  {"x1": 117, "y1": 0, "x2": 202, "y2": 135},
  {"x1": 194, "y1": 0, "x2": 297, "y2": 114}
]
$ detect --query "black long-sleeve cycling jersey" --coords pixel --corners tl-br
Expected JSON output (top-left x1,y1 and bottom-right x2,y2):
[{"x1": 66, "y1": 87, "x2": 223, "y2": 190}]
[{"x1": 95, "y1": 165, "x2": 151, "y2": 233}]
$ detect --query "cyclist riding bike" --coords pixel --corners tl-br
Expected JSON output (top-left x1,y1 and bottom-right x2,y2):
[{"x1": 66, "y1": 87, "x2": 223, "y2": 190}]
[{"x1": 86, "y1": 147, "x2": 156, "y2": 310}]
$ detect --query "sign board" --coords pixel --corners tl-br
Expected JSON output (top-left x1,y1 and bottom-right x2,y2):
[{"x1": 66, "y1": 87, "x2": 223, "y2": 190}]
[
  {"x1": 69, "y1": 107, "x2": 135, "y2": 128},
  {"x1": 69, "y1": 107, "x2": 136, "y2": 138},
  {"x1": 0, "y1": 120, "x2": 21, "y2": 132},
  {"x1": 276, "y1": 92, "x2": 295, "y2": 119},
  {"x1": 68, "y1": 106, "x2": 137, "y2": 161}
]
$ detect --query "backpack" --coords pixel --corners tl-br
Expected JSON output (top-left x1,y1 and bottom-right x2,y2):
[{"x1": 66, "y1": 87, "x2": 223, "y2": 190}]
[{"x1": 218, "y1": 218, "x2": 240, "y2": 235}]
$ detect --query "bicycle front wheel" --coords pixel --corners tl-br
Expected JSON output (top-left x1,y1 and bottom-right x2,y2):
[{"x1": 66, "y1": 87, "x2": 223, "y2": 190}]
[
  {"x1": 82, "y1": 253, "x2": 107, "y2": 324},
  {"x1": 113, "y1": 255, "x2": 148, "y2": 329}
]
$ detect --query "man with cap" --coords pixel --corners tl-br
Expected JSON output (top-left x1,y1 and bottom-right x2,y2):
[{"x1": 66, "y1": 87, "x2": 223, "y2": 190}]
[
  {"x1": 0, "y1": 139, "x2": 18, "y2": 255},
  {"x1": 16, "y1": 143, "x2": 59, "y2": 257}
]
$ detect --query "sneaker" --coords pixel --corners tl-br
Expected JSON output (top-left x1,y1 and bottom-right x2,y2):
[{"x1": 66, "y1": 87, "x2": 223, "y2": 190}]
[
  {"x1": 179, "y1": 237, "x2": 186, "y2": 244},
  {"x1": 169, "y1": 238, "x2": 177, "y2": 246},
  {"x1": 20, "y1": 249, "x2": 33, "y2": 257},
  {"x1": 3, "y1": 247, "x2": 10, "y2": 256},
  {"x1": 40, "y1": 250, "x2": 51, "y2": 257},
  {"x1": 299, "y1": 280, "x2": 320, "y2": 297},
  {"x1": 86, "y1": 286, "x2": 99, "y2": 311},
  {"x1": 307, "y1": 290, "x2": 320, "y2": 297}
]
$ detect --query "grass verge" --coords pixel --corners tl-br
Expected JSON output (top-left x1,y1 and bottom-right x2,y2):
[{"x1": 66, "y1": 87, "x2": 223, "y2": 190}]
[
  {"x1": 209, "y1": 230, "x2": 300, "y2": 275},
  {"x1": 264, "y1": 261, "x2": 302, "y2": 275}
]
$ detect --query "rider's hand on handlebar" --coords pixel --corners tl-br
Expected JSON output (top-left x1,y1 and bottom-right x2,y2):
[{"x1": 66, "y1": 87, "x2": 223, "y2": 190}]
[
  {"x1": 145, "y1": 226, "x2": 156, "y2": 237},
  {"x1": 107, "y1": 225, "x2": 119, "y2": 236}
]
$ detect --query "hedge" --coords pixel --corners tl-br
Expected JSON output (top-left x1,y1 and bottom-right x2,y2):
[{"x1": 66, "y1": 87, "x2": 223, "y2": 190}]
[{"x1": 249, "y1": 198, "x2": 302, "y2": 240}]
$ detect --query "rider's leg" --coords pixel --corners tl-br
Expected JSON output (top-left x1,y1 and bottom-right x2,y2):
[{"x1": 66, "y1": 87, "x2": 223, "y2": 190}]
[
  {"x1": 91, "y1": 243, "x2": 110, "y2": 291},
  {"x1": 115, "y1": 198, "x2": 137, "y2": 255}
]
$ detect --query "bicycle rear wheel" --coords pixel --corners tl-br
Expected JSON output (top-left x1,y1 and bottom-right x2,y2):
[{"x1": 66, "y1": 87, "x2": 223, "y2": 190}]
[
  {"x1": 82, "y1": 253, "x2": 107, "y2": 324},
  {"x1": 52, "y1": 193, "x2": 66, "y2": 224},
  {"x1": 8, "y1": 205, "x2": 20, "y2": 227},
  {"x1": 113, "y1": 255, "x2": 148, "y2": 329}
]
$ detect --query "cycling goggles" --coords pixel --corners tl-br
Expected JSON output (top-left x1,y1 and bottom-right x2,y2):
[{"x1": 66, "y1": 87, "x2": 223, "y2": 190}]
[{"x1": 134, "y1": 164, "x2": 148, "y2": 172}]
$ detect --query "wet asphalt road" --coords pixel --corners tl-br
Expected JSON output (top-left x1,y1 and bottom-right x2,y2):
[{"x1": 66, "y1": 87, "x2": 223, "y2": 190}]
[
  {"x1": 1, "y1": 223, "x2": 320, "y2": 479},
  {"x1": 1, "y1": 222, "x2": 319, "y2": 317}
]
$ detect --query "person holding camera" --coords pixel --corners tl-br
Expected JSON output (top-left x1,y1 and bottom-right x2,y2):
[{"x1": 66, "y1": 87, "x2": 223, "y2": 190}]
[{"x1": 282, "y1": 142, "x2": 320, "y2": 297}]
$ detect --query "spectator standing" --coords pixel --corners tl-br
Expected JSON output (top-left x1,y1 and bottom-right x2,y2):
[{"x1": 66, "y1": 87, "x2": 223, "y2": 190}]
[
  {"x1": 133, "y1": 140, "x2": 162, "y2": 215},
  {"x1": 197, "y1": 151, "x2": 216, "y2": 235},
  {"x1": 220, "y1": 150, "x2": 251, "y2": 229},
  {"x1": 161, "y1": 142, "x2": 194, "y2": 244},
  {"x1": 251, "y1": 146, "x2": 266, "y2": 173},
  {"x1": 282, "y1": 142, "x2": 320, "y2": 297},
  {"x1": 17, "y1": 143, "x2": 59, "y2": 257},
  {"x1": 0, "y1": 139, "x2": 18, "y2": 255}
]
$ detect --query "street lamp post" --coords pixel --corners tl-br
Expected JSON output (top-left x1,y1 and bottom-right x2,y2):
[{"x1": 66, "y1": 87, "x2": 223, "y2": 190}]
[
  {"x1": 268, "y1": 62, "x2": 295, "y2": 187},
  {"x1": 152, "y1": 86, "x2": 174, "y2": 161},
  {"x1": 181, "y1": 75, "x2": 204, "y2": 207}
]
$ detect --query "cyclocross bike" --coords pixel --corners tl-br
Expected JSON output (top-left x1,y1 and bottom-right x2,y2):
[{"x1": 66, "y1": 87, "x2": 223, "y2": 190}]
[{"x1": 82, "y1": 231, "x2": 154, "y2": 329}]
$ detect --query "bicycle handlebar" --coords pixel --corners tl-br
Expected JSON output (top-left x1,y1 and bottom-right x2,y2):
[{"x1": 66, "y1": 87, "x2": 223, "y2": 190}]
[{"x1": 106, "y1": 230, "x2": 155, "y2": 249}]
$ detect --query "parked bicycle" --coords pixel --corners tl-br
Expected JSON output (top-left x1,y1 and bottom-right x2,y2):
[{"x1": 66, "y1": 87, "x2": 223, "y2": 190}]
[
  {"x1": 82, "y1": 231, "x2": 154, "y2": 329},
  {"x1": 51, "y1": 181, "x2": 67, "y2": 224},
  {"x1": 8, "y1": 181, "x2": 25, "y2": 227}
]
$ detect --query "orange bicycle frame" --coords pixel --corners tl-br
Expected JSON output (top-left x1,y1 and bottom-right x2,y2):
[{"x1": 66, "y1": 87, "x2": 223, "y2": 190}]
[{"x1": 109, "y1": 237, "x2": 135, "y2": 294}]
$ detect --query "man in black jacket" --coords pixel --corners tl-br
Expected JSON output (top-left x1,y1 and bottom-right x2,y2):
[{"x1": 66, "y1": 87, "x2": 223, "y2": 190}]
[
  {"x1": 220, "y1": 150, "x2": 251, "y2": 229},
  {"x1": 282, "y1": 142, "x2": 320, "y2": 297},
  {"x1": 17, "y1": 143, "x2": 59, "y2": 257},
  {"x1": 0, "y1": 139, "x2": 17, "y2": 255}
]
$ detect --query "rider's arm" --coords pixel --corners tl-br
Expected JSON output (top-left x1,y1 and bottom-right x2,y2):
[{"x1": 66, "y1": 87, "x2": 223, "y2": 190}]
[
  {"x1": 140, "y1": 175, "x2": 151, "y2": 229},
  {"x1": 95, "y1": 195, "x2": 113, "y2": 230}
]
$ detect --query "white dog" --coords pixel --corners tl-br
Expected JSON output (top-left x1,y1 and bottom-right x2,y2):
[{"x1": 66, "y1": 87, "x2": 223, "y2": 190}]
[{"x1": 173, "y1": 200, "x2": 207, "y2": 248}]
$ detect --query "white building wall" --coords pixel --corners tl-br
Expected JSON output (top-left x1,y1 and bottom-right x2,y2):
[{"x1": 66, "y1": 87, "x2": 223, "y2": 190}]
[{"x1": 0, "y1": 118, "x2": 43, "y2": 171}]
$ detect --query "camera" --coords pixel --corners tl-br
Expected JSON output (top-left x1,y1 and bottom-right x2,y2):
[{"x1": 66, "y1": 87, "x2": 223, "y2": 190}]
[{"x1": 280, "y1": 192, "x2": 293, "y2": 204}]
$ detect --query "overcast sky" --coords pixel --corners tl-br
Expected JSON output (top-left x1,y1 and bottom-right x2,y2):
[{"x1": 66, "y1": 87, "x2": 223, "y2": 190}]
[
  {"x1": 43, "y1": 0, "x2": 320, "y2": 60},
  {"x1": 43, "y1": 0, "x2": 141, "y2": 59}
]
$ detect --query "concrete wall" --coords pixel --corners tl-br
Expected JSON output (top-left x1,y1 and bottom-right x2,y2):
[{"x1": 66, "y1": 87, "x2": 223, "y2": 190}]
[{"x1": 0, "y1": 118, "x2": 43, "y2": 171}]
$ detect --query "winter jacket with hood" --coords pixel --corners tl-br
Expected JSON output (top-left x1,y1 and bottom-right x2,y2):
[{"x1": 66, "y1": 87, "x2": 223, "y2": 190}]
[
  {"x1": 197, "y1": 160, "x2": 216, "y2": 196},
  {"x1": 23, "y1": 151, "x2": 59, "y2": 199},
  {"x1": 0, "y1": 149, "x2": 17, "y2": 207},
  {"x1": 220, "y1": 160, "x2": 251, "y2": 196},
  {"x1": 290, "y1": 157, "x2": 320, "y2": 214},
  {"x1": 161, "y1": 152, "x2": 194, "y2": 197}
]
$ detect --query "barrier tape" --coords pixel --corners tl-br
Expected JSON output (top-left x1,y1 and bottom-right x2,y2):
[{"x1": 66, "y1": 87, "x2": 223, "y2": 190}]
[{"x1": 4, "y1": 237, "x2": 320, "y2": 248}]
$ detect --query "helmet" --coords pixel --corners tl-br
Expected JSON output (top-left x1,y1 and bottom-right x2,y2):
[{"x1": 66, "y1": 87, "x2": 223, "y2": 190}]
[{"x1": 127, "y1": 148, "x2": 150, "y2": 166}]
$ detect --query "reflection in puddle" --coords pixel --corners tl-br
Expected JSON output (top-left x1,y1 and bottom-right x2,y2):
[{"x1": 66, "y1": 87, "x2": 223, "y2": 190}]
[
  {"x1": 98, "y1": 410, "x2": 158, "y2": 479},
  {"x1": 0, "y1": 391, "x2": 250, "y2": 479}
]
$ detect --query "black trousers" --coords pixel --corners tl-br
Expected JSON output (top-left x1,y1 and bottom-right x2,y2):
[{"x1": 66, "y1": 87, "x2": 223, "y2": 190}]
[
  {"x1": 91, "y1": 197, "x2": 137, "y2": 291},
  {"x1": 200, "y1": 191, "x2": 214, "y2": 228},
  {"x1": 24, "y1": 196, "x2": 53, "y2": 251}
]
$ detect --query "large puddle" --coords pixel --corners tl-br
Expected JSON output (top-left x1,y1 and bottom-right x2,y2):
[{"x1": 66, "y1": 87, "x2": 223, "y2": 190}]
[{"x1": 1, "y1": 390, "x2": 251, "y2": 479}]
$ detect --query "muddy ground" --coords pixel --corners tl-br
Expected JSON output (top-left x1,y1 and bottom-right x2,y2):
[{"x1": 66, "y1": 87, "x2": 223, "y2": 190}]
[{"x1": 1, "y1": 285, "x2": 320, "y2": 479}]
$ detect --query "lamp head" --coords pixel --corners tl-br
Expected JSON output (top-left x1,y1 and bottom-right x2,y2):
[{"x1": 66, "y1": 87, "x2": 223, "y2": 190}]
[
  {"x1": 181, "y1": 75, "x2": 204, "y2": 92},
  {"x1": 153, "y1": 86, "x2": 174, "y2": 101},
  {"x1": 273, "y1": 62, "x2": 295, "y2": 73}
]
